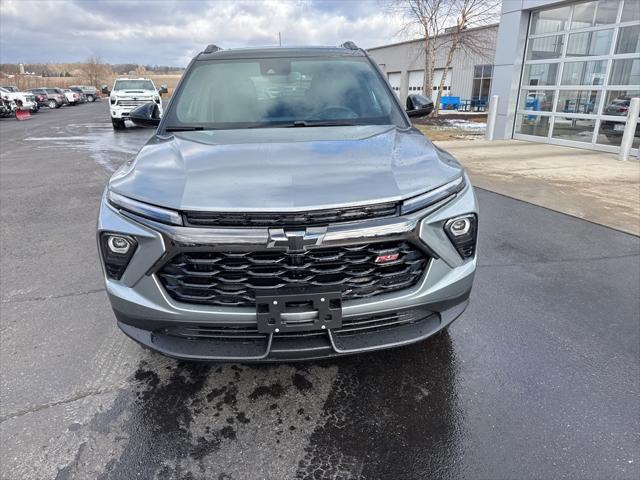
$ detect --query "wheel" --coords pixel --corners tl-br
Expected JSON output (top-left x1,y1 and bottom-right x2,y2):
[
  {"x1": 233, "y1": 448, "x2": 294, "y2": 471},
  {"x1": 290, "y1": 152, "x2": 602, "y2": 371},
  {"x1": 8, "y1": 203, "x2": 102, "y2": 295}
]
[
  {"x1": 111, "y1": 118, "x2": 125, "y2": 130},
  {"x1": 47, "y1": 99, "x2": 57, "y2": 109},
  {"x1": 87, "y1": 95, "x2": 95, "y2": 103}
]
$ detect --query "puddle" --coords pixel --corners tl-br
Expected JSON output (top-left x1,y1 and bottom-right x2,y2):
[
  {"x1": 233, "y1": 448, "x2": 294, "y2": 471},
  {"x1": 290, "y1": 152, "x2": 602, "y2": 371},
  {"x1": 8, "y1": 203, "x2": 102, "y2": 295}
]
[{"x1": 24, "y1": 122, "x2": 153, "y2": 172}]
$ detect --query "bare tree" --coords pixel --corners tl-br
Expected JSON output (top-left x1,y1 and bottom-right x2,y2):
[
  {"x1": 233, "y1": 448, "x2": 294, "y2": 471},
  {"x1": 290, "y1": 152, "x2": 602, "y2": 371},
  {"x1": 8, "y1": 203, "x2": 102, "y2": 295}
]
[
  {"x1": 392, "y1": 0, "x2": 500, "y2": 115},
  {"x1": 433, "y1": 0, "x2": 500, "y2": 114},
  {"x1": 391, "y1": 0, "x2": 455, "y2": 106},
  {"x1": 82, "y1": 55, "x2": 108, "y2": 87}
]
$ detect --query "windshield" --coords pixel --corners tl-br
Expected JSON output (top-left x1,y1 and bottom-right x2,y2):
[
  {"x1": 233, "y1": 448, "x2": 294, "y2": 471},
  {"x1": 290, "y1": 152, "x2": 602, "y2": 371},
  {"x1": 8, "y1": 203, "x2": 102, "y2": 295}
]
[
  {"x1": 165, "y1": 56, "x2": 405, "y2": 130},
  {"x1": 114, "y1": 80, "x2": 154, "y2": 91}
]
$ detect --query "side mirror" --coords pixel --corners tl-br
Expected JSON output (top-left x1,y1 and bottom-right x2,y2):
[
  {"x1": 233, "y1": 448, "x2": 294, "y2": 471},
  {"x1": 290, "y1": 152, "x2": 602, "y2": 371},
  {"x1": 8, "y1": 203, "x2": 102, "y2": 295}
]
[
  {"x1": 129, "y1": 102, "x2": 161, "y2": 128},
  {"x1": 406, "y1": 94, "x2": 434, "y2": 117},
  {"x1": 101, "y1": 84, "x2": 110, "y2": 95},
  {"x1": 159, "y1": 84, "x2": 168, "y2": 95}
]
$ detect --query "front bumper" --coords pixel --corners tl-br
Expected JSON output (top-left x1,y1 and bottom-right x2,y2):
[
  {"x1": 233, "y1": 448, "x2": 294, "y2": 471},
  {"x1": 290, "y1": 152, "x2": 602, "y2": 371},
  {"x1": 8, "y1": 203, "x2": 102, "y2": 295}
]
[
  {"x1": 110, "y1": 103, "x2": 162, "y2": 119},
  {"x1": 98, "y1": 180, "x2": 478, "y2": 361},
  {"x1": 21, "y1": 100, "x2": 36, "y2": 110}
]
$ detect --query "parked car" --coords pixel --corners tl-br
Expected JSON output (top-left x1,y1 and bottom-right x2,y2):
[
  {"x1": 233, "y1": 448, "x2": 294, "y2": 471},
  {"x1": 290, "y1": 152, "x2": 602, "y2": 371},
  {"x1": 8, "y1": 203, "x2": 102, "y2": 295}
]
[
  {"x1": 0, "y1": 86, "x2": 38, "y2": 112},
  {"x1": 53, "y1": 88, "x2": 70, "y2": 106},
  {"x1": 28, "y1": 88, "x2": 66, "y2": 109},
  {"x1": 97, "y1": 43, "x2": 478, "y2": 361},
  {"x1": 102, "y1": 77, "x2": 166, "y2": 129},
  {"x1": 69, "y1": 87, "x2": 88, "y2": 103},
  {"x1": 61, "y1": 88, "x2": 81, "y2": 105},
  {"x1": 69, "y1": 85, "x2": 98, "y2": 102},
  {"x1": 600, "y1": 96, "x2": 640, "y2": 142},
  {"x1": 25, "y1": 89, "x2": 48, "y2": 108},
  {"x1": 0, "y1": 96, "x2": 14, "y2": 117}
]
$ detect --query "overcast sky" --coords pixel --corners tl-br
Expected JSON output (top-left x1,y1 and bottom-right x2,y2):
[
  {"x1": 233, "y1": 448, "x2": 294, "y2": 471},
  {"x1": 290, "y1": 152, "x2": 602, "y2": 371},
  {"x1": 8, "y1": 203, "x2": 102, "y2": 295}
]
[{"x1": 0, "y1": 0, "x2": 412, "y2": 66}]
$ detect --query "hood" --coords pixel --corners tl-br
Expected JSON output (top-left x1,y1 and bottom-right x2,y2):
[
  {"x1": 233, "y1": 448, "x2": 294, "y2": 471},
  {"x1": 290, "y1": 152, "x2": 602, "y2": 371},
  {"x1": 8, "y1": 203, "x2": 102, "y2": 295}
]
[{"x1": 109, "y1": 125, "x2": 463, "y2": 212}]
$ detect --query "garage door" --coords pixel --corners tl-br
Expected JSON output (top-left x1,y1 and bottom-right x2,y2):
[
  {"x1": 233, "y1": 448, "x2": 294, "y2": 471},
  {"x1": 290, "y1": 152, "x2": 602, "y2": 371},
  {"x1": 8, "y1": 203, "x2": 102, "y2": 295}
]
[
  {"x1": 432, "y1": 68, "x2": 451, "y2": 97},
  {"x1": 387, "y1": 72, "x2": 401, "y2": 97},
  {"x1": 408, "y1": 70, "x2": 424, "y2": 96}
]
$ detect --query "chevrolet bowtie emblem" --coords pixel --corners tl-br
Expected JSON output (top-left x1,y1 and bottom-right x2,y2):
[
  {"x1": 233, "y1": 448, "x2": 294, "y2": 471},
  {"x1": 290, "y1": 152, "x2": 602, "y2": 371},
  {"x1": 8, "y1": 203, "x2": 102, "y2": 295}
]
[{"x1": 268, "y1": 227, "x2": 327, "y2": 252}]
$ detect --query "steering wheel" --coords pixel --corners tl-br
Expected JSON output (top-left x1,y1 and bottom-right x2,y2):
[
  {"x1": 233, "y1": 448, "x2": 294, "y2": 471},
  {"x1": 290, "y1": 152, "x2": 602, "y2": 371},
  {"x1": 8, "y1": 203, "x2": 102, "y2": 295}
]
[{"x1": 312, "y1": 105, "x2": 358, "y2": 120}]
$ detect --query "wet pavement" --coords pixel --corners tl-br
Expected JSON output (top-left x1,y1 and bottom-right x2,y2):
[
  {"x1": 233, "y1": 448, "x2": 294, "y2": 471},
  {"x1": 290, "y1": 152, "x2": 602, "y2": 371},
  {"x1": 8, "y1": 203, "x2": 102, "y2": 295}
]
[{"x1": 1, "y1": 103, "x2": 638, "y2": 480}]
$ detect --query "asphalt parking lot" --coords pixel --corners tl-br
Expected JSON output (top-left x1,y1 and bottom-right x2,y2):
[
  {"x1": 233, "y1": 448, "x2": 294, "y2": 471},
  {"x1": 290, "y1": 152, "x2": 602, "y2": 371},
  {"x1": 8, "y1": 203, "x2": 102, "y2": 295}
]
[{"x1": 1, "y1": 103, "x2": 638, "y2": 480}]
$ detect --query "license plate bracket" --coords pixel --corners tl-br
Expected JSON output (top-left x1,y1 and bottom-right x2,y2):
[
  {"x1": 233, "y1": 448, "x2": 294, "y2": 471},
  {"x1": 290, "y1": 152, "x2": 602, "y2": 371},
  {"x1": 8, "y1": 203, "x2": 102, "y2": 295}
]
[{"x1": 256, "y1": 290, "x2": 342, "y2": 334}]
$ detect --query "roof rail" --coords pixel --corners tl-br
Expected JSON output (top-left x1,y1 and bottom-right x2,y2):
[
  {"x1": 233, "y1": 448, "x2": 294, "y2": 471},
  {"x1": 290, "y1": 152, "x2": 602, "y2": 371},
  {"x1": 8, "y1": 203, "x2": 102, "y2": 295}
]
[
  {"x1": 340, "y1": 41, "x2": 359, "y2": 50},
  {"x1": 203, "y1": 44, "x2": 222, "y2": 54}
]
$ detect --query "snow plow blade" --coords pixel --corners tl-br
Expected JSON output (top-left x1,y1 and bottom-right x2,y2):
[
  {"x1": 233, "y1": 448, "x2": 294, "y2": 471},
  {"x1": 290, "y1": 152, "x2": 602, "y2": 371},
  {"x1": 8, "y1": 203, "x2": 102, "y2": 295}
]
[{"x1": 15, "y1": 109, "x2": 31, "y2": 121}]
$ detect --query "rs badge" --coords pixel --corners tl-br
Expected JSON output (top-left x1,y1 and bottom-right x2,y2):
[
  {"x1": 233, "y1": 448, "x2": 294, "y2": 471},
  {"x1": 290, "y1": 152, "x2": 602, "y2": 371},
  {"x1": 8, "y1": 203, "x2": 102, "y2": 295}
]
[{"x1": 375, "y1": 252, "x2": 400, "y2": 264}]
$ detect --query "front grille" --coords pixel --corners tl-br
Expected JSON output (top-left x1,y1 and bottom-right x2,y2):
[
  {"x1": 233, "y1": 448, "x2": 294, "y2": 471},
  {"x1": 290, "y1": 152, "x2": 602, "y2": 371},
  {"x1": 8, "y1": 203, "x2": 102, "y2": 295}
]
[
  {"x1": 117, "y1": 99, "x2": 150, "y2": 107},
  {"x1": 160, "y1": 308, "x2": 432, "y2": 342},
  {"x1": 163, "y1": 325, "x2": 266, "y2": 342},
  {"x1": 183, "y1": 202, "x2": 399, "y2": 228},
  {"x1": 336, "y1": 309, "x2": 427, "y2": 336},
  {"x1": 157, "y1": 241, "x2": 428, "y2": 307}
]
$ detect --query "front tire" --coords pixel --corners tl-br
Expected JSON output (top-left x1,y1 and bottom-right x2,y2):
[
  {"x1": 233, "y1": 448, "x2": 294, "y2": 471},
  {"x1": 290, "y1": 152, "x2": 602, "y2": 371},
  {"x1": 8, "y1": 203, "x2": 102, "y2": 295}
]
[
  {"x1": 87, "y1": 95, "x2": 95, "y2": 103},
  {"x1": 47, "y1": 99, "x2": 57, "y2": 109},
  {"x1": 111, "y1": 118, "x2": 125, "y2": 130}
]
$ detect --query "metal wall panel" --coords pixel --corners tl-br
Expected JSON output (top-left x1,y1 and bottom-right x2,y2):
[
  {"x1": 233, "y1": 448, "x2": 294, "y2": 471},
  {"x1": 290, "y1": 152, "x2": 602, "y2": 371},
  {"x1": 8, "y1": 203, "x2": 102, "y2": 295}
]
[{"x1": 368, "y1": 25, "x2": 498, "y2": 103}]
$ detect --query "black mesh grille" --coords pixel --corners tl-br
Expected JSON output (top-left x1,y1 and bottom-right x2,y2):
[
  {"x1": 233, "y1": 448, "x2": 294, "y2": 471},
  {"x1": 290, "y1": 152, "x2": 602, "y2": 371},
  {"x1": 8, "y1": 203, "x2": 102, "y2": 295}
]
[
  {"x1": 183, "y1": 203, "x2": 399, "y2": 228},
  {"x1": 157, "y1": 241, "x2": 428, "y2": 307},
  {"x1": 161, "y1": 308, "x2": 433, "y2": 341},
  {"x1": 335, "y1": 309, "x2": 427, "y2": 336}
]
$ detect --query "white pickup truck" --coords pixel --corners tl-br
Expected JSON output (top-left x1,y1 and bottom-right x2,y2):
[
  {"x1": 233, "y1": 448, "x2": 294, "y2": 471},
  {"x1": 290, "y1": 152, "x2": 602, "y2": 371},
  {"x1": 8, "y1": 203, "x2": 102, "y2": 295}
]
[
  {"x1": 0, "y1": 86, "x2": 38, "y2": 112},
  {"x1": 103, "y1": 78, "x2": 167, "y2": 130}
]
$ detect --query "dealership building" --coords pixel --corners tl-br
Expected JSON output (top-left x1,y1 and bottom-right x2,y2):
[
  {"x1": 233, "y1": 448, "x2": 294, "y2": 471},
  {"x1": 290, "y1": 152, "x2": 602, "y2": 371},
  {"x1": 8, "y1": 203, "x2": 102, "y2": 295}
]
[
  {"x1": 491, "y1": 0, "x2": 639, "y2": 154},
  {"x1": 368, "y1": 24, "x2": 499, "y2": 108}
]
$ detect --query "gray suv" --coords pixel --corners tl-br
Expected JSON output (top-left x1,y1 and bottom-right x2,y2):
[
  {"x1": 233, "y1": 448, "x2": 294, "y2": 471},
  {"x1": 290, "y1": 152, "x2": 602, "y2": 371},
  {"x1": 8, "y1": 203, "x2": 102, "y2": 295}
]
[{"x1": 97, "y1": 43, "x2": 478, "y2": 361}]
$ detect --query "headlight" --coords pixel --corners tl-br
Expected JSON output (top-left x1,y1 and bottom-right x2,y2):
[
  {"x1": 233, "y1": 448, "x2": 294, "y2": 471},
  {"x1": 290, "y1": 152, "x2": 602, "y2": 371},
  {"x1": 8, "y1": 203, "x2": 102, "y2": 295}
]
[
  {"x1": 444, "y1": 214, "x2": 477, "y2": 259},
  {"x1": 99, "y1": 233, "x2": 137, "y2": 279},
  {"x1": 401, "y1": 175, "x2": 466, "y2": 215},
  {"x1": 110, "y1": 96, "x2": 117, "y2": 105},
  {"x1": 107, "y1": 190, "x2": 183, "y2": 225},
  {"x1": 154, "y1": 96, "x2": 160, "y2": 104}
]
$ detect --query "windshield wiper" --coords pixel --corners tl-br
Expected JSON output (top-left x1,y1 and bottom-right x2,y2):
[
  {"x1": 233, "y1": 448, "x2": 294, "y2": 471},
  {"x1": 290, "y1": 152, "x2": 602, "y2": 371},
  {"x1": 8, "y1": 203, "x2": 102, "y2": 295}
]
[
  {"x1": 165, "y1": 126, "x2": 205, "y2": 132},
  {"x1": 286, "y1": 120, "x2": 360, "y2": 127},
  {"x1": 166, "y1": 120, "x2": 361, "y2": 132},
  {"x1": 245, "y1": 120, "x2": 360, "y2": 129}
]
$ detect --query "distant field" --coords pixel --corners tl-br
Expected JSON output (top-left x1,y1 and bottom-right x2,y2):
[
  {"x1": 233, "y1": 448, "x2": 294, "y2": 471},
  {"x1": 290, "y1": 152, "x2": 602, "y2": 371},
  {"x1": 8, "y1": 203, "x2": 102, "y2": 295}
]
[{"x1": 7, "y1": 73, "x2": 184, "y2": 96}]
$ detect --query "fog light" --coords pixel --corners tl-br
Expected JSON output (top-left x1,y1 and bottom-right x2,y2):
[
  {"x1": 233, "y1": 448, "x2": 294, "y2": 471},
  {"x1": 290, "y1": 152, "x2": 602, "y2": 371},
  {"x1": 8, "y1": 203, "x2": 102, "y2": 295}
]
[
  {"x1": 444, "y1": 214, "x2": 477, "y2": 259},
  {"x1": 107, "y1": 235, "x2": 131, "y2": 254},
  {"x1": 449, "y1": 218, "x2": 471, "y2": 236},
  {"x1": 100, "y1": 233, "x2": 137, "y2": 279}
]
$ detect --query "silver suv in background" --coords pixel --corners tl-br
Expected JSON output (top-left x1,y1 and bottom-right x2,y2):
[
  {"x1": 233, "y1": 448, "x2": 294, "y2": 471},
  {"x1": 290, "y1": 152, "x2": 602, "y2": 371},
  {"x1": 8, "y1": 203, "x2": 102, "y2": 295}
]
[
  {"x1": 97, "y1": 43, "x2": 477, "y2": 361},
  {"x1": 69, "y1": 85, "x2": 99, "y2": 102}
]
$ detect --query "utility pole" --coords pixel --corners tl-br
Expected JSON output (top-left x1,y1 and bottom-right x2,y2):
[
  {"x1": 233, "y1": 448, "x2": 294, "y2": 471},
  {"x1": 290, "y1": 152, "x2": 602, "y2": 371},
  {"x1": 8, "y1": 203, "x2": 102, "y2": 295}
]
[{"x1": 278, "y1": 32, "x2": 282, "y2": 47}]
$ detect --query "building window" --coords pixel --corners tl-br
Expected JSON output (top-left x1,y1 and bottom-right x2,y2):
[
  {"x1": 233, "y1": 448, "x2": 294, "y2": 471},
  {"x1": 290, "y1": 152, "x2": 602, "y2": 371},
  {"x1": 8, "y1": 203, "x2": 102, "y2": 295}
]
[
  {"x1": 515, "y1": 0, "x2": 640, "y2": 153},
  {"x1": 472, "y1": 64, "x2": 493, "y2": 102}
]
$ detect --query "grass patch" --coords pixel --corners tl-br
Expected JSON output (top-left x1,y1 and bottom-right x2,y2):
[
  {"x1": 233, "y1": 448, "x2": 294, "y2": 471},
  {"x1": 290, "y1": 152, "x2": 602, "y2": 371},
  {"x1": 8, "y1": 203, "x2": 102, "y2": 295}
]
[{"x1": 413, "y1": 124, "x2": 484, "y2": 141}]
